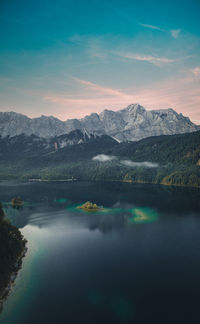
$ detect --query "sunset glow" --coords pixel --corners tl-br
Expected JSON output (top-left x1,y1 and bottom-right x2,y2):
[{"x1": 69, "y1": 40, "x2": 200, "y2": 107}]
[{"x1": 0, "y1": 0, "x2": 199, "y2": 123}]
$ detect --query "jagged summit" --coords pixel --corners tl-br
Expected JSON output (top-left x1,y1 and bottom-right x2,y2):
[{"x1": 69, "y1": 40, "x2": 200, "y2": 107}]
[
  {"x1": 120, "y1": 103, "x2": 145, "y2": 112},
  {"x1": 0, "y1": 104, "x2": 199, "y2": 141}
]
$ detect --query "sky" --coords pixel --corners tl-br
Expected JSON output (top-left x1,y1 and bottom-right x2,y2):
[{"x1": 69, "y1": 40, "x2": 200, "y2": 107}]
[{"x1": 0, "y1": 0, "x2": 200, "y2": 123}]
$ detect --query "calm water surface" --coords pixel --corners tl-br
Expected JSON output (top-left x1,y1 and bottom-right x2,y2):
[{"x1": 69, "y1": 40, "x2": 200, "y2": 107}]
[{"x1": 0, "y1": 181, "x2": 200, "y2": 324}]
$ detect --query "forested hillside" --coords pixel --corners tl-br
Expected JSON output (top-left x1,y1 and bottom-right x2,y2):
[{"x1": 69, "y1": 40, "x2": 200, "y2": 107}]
[{"x1": 0, "y1": 131, "x2": 199, "y2": 188}]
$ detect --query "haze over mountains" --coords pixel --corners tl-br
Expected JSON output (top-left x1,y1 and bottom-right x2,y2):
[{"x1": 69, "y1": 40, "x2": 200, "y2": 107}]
[{"x1": 0, "y1": 104, "x2": 199, "y2": 142}]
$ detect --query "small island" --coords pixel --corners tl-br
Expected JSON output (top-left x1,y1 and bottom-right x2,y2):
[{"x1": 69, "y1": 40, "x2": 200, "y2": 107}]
[{"x1": 77, "y1": 201, "x2": 103, "y2": 212}]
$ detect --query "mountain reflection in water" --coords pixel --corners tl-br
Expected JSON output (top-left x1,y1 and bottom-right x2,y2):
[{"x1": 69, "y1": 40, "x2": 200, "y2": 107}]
[{"x1": 0, "y1": 181, "x2": 200, "y2": 324}]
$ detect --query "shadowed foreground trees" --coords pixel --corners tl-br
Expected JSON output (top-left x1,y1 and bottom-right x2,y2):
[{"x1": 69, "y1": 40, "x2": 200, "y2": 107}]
[{"x1": 0, "y1": 203, "x2": 26, "y2": 304}]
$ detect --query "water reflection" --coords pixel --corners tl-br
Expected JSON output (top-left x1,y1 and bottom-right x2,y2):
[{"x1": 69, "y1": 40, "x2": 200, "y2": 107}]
[
  {"x1": 0, "y1": 181, "x2": 199, "y2": 216},
  {"x1": 3, "y1": 201, "x2": 160, "y2": 234},
  {"x1": 1, "y1": 181, "x2": 200, "y2": 324}
]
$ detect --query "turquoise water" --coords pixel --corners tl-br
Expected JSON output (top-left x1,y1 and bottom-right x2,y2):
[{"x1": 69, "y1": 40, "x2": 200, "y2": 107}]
[{"x1": 0, "y1": 181, "x2": 200, "y2": 324}]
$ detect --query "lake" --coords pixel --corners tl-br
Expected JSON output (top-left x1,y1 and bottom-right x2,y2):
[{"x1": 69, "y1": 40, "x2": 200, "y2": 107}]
[{"x1": 0, "y1": 181, "x2": 200, "y2": 324}]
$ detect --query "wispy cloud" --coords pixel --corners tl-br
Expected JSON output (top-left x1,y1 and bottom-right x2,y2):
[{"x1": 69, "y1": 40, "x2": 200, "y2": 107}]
[
  {"x1": 114, "y1": 52, "x2": 175, "y2": 66},
  {"x1": 121, "y1": 160, "x2": 159, "y2": 168},
  {"x1": 140, "y1": 23, "x2": 164, "y2": 32},
  {"x1": 43, "y1": 77, "x2": 133, "y2": 114},
  {"x1": 68, "y1": 34, "x2": 177, "y2": 66},
  {"x1": 67, "y1": 34, "x2": 108, "y2": 61},
  {"x1": 170, "y1": 29, "x2": 181, "y2": 39},
  {"x1": 43, "y1": 72, "x2": 200, "y2": 123},
  {"x1": 73, "y1": 77, "x2": 131, "y2": 98},
  {"x1": 191, "y1": 66, "x2": 200, "y2": 77},
  {"x1": 140, "y1": 23, "x2": 181, "y2": 39}
]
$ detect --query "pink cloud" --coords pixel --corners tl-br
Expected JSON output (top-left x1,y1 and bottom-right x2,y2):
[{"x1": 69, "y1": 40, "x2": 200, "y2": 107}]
[
  {"x1": 43, "y1": 76, "x2": 200, "y2": 123},
  {"x1": 73, "y1": 77, "x2": 132, "y2": 99},
  {"x1": 191, "y1": 66, "x2": 200, "y2": 77}
]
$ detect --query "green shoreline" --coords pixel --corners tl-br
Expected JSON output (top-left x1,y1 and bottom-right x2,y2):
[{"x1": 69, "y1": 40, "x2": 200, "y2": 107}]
[
  {"x1": 0, "y1": 178, "x2": 199, "y2": 189},
  {"x1": 0, "y1": 130, "x2": 199, "y2": 188},
  {"x1": 0, "y1": 245, "x2": 28, "y2": 312},
  {"x1": 0, "y1": 205, "x2": 27, "y2": 314}
]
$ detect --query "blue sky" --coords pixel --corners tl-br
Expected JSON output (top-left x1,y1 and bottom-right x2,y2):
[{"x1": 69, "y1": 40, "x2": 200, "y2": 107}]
[{"x1": 0, "y1": 0, "x2": 200, "y2": 122}]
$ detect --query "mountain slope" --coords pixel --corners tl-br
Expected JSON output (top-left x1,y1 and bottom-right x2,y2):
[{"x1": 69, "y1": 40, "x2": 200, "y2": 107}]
[
  {"x1": 0, "y1": 130, "x2": 114, "y2": 161},
  {"x1": 0, "y1": 130, "x2": 199, "y2": 187},
  {"x1": 0, "y1": 104, "x2": 199, "y2": 141},
  {"x1": 109, "y1": 130, "x2": 200, "y2": 165}
]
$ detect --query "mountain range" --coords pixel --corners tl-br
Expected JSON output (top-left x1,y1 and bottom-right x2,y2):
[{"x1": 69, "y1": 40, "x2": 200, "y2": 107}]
[
  {"x1": 0, "y1": 103, "x2": 200, "y2": 187},
  {"x1": 0, "y1": 104, "x2": 199, "y2": 142}
]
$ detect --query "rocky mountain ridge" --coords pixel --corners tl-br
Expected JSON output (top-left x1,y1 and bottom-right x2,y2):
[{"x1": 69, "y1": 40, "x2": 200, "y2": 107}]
[{"x1": 0, "y1": 104, "x2": 199, "y2": 141}]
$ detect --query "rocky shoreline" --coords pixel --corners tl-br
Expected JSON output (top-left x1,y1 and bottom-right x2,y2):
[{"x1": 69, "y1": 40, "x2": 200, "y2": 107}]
[{"x1": 0, "y1": 244, "x2": 28, "y2": 313}]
